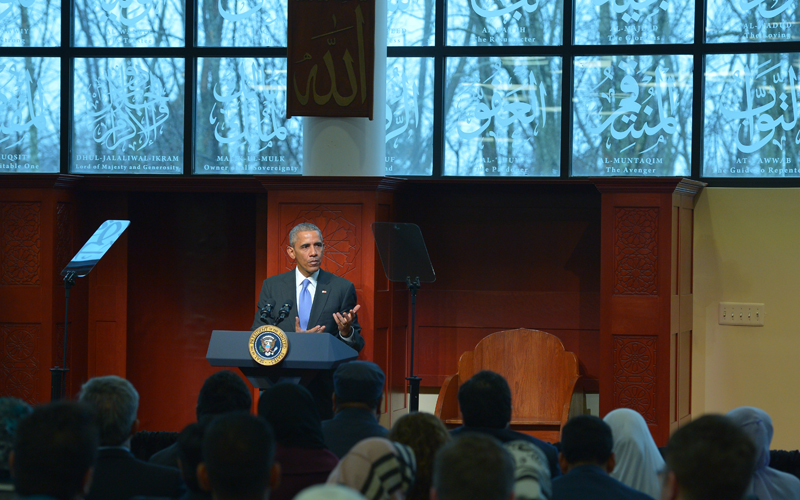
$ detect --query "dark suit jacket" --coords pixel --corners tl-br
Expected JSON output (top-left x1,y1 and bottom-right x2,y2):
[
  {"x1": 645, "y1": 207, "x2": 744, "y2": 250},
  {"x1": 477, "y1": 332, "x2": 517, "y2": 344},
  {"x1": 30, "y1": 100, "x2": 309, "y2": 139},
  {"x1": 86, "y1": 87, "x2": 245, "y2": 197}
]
[
  {"x1": 251, "y1": 269, "x2": 364, "y2": 419},
  {"x1": 322, "y1": 407, "x2": 389, "y2": 458},
  {"x1": 148, "y1": 442, "x2": 179, "y2": 469},
  {"x1": 251, "y1": 269, "x2": 364, "y2": 351},
  {"x1": 87, "y1": 447, "x2": 185, "y2": 500},
  {"x1": 552, "y1": 464, "x2": 655, "y2": 500},
  {"x1": 450, "y1": 426, "x2": 562, "y2": 480}
]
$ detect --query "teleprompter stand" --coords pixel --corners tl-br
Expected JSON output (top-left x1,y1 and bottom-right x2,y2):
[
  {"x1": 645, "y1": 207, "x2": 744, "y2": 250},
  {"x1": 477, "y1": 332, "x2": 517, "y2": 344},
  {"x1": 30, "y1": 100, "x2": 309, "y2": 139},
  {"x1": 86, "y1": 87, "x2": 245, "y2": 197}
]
[
  {"x1": 371, "y1": 223, "x2": 435, "y2": 413},
  {"x1": 52, "y1": 220, "x2": 130, "y2": 401}
]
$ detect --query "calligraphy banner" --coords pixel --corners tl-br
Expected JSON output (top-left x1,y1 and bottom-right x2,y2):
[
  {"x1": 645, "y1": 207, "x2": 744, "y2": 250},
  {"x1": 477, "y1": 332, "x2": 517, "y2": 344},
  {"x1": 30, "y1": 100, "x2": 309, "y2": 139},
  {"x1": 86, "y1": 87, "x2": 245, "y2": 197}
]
[
  {"x1": 572, "y1": 55, "x2": 693, "y2": 177},
  {"x1": 286, "y1": 0, "x2": 375, "y2": 119},
  {"x1": 704, "y1": 52, "x2": 800, "y2": 177}
]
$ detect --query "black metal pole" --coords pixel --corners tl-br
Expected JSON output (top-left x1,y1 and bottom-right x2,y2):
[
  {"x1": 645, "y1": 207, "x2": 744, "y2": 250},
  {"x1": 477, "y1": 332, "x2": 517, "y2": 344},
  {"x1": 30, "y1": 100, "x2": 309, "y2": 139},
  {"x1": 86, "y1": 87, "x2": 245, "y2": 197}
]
[
  {"x1": 51, "y1": 272, "x2": 75, "y2": 401},
  {"x1": 406, "y1": 276, "x2": 421, "y2": 413}
]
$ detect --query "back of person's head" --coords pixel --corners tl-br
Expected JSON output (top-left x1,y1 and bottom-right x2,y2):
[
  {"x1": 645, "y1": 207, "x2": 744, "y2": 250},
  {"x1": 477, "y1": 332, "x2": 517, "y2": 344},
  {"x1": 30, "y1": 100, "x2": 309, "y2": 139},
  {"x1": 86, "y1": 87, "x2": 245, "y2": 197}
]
[
  {"x1": 388, "y1": 412, "x2": 451, "y2": 500},
  {"x1": 662, "y1": 414, "x2": 756, "y2": 500},
  {"x1": 0, "y1": 397, "x2": 32, "y2": 476},
  {"x1": 457, "y1": 371, "x2": 511, "y2": 428},
  {"x1": 78, "y1": 375, "x2": 139, "y2": 446},
  {"x1": 333, "y1": 361, "x2": 385, "y2": 411},
  {"x1": 199, "y1": 412, "x2": 277, "y2": 500},
  {"x1": 196, "y1": 370, "x2": 252, "y2": 422},
  {"x1": 12, "y1": 401, "x2": 99, "y2": 500},
  {"x1": 257, "y1": 382, "x2": 325, "y2": 448},
  {"x1": 177, "y1": 422, "x2": 206, "y2": 494},
  {"x1": 432, "y1": 434, "x2": 515, "y2": 500},
  {"x1": 560, "y1": 415, "x2": 613, "y2": 467}
]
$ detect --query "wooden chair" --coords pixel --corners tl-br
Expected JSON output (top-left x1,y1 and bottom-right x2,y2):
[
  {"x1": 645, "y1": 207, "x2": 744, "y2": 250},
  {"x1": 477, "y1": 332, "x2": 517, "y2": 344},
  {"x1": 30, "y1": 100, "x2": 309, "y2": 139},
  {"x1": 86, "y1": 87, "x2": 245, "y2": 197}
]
[{"x1": 434, "y1": 328, "x2": 580, "y2": 443}]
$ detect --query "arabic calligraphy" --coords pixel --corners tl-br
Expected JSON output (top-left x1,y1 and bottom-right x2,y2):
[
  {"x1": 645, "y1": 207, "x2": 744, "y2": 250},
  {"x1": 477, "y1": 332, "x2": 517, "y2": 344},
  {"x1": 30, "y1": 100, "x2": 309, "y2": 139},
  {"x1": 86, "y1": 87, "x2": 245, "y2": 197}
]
[
  {"x1": 385, "y1": 65, "x2": 419, "y2": 150},
  {"x1": 455, "y1": 66, "x2": 548, "y2": 142},
  {"x1": 210, "y1": 60, "x2": 289, "y2": 153},
  {"x1": 718, "y1": 58, "x2": 800, "y2": 159},
  {"x1": 587, "y1": 58, "x2": 682, "y2": 159},
  {"x1": 0, "y1": 64, "x2": 44, "y2": 158},
  {"x1": 89, "y1": 61, "x2": 171, "y2": 152},
  {"x1": 288, "y1": 0, "x2": 373, "y2": 118}
]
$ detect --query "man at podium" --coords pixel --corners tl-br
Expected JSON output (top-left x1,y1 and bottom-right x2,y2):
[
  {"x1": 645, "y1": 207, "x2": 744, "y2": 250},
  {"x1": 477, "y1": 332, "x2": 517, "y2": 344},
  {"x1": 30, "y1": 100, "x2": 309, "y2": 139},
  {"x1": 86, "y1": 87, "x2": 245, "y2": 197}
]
[{"x1": 251, "y1": 222, "x2": 364, "y2": 418}]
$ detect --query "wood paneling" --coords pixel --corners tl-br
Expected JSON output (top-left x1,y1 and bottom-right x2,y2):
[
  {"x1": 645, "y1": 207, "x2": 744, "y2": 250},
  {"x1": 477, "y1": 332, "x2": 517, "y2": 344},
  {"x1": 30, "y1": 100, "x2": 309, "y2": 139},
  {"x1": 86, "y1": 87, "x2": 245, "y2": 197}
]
[{"x1": 396, "y1": 183, "x2": 602, "y2": 389}]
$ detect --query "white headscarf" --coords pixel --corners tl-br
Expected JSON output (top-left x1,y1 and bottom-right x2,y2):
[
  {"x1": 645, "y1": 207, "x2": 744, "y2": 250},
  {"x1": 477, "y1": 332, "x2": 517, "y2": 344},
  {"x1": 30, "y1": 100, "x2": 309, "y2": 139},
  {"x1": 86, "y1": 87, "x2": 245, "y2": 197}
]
[
  {"x1": 727, "y1": 407, "x2": 800, "y2": 500},
  {"x1": 294, "y1": 484, "x2": 368, "y2": 500},
  {"x1": 603, "y1": 408, "x2": 664, "y2": 499}
]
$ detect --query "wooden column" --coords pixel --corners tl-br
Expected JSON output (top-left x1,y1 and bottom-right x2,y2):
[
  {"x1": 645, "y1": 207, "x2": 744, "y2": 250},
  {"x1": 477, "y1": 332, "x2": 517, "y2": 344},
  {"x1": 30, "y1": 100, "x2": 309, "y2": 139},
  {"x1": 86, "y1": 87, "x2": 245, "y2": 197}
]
[
  {"x1": 594, "y1": 178, "x2": 703, "y2": 445},
  {"x1": 258, "y1": 178, "x2": 404, "y2": 417},
  {"x1": 0, "y1": 175, "x2": 85, "y2": 403}
]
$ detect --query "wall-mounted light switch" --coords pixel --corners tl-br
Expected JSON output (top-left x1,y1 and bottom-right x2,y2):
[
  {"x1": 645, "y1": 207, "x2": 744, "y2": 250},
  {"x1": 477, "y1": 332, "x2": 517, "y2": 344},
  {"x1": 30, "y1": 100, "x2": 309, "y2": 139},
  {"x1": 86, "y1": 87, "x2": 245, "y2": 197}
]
[{"x1": 718, "y1": 302, "x2": 765, "y2": 326}]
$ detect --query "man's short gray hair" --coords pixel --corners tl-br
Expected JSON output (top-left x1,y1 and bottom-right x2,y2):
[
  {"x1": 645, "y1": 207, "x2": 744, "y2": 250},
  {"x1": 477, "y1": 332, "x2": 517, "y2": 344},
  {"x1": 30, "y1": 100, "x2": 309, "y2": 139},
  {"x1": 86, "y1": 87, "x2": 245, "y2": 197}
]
[
  {"x1": 288, "y1": 223, "x2": 323, "y2": 246},
  {"x1": 78, "y1": 375, "x2": 139, "y2": 446}
]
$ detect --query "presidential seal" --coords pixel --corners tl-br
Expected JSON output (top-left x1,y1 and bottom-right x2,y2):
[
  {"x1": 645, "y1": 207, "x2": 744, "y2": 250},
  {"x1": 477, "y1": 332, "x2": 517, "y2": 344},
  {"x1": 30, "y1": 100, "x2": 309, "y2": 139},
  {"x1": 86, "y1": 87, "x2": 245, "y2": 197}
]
[{"x1": 249, "y1": 325, "x2": 289, "y2": 366}]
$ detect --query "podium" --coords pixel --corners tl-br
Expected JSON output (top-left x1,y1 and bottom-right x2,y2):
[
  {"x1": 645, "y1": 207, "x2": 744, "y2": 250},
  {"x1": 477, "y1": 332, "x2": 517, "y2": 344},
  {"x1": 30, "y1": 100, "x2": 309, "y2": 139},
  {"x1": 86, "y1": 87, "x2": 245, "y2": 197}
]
[{"x1": 206, "y1": 330, "x2": 359, "y2": 389}]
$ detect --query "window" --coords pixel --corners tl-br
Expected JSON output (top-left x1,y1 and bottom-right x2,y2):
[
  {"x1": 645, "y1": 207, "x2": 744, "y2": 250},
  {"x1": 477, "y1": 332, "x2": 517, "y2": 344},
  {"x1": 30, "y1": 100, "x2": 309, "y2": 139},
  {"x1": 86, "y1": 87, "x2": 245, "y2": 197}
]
[{"x1": 2, "y1": 0, "x2": 800, "y2": 182}]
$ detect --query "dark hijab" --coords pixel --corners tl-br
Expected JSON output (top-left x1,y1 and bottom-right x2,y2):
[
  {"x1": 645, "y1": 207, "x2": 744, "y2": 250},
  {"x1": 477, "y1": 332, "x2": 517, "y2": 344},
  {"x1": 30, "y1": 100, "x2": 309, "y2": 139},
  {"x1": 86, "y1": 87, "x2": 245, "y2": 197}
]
[{"x1": 258, "y1": 382, "x2": 326, "y2": 449}]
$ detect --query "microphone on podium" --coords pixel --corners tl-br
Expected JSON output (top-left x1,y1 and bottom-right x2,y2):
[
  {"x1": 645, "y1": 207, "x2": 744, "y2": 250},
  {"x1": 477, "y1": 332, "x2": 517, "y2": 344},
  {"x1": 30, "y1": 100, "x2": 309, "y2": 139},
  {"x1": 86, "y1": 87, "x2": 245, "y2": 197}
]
[
  {"x1": 259, "y1": 299, "x2": 276, "y2": 324},
  {"x1": 276, "y1": 301, "x2": 293, "y2": 324}
]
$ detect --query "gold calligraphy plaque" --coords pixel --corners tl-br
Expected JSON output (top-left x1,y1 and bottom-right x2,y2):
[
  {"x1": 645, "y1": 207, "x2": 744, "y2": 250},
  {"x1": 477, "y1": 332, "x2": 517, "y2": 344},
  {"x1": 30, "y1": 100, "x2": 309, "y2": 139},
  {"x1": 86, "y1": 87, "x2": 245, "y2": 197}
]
[{"x1": 287, "y1": 0, "x2": 375, "y2": 119}]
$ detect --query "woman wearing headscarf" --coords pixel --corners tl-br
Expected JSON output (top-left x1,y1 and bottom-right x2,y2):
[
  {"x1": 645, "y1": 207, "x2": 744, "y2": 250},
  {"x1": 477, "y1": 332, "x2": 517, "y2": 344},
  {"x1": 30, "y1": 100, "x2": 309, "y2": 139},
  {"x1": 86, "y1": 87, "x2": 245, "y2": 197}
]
[
  {"x1": 727, "y1": 406, "x2": 800, "y2": 500},
  {"x1": 258, "y1": 382, "x2": 339, "y2": 500},
  {"x1": 603, "y1": 408, "x2": 663, "y2": 499},
  {"x1": 327, "y1": 437, "x2": 416, "y2": 500}
]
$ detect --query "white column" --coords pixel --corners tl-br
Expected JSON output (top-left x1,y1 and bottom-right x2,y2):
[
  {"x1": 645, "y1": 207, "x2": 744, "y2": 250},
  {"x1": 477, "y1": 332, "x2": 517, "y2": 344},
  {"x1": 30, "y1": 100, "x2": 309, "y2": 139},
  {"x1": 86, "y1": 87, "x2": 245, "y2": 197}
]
[{"x1": 302, "y1": 0, "x2": 387, "y2": 177}]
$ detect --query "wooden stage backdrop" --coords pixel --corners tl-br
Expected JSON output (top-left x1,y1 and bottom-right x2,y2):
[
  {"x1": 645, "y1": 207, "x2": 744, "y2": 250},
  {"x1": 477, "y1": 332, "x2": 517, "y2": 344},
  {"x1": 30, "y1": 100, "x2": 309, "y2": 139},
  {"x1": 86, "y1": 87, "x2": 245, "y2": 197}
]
[{"x1": 0, "y1": 176, "x2": 700, "y2": 445}]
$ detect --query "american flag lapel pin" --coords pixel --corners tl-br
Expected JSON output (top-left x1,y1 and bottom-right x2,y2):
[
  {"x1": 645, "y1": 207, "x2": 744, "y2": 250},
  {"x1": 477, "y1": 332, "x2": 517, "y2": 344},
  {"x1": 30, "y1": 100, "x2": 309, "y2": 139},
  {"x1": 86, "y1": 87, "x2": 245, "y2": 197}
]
[{"x1": 322, "y1": 290, "x2": 327, "y2": 294}]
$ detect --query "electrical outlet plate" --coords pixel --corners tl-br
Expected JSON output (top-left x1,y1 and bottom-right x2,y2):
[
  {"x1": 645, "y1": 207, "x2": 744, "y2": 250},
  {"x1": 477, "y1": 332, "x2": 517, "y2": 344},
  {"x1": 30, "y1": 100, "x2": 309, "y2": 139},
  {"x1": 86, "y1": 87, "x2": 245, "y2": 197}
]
[{"x1": 718, "y1": 302, "x2": 765, "y2": 326}]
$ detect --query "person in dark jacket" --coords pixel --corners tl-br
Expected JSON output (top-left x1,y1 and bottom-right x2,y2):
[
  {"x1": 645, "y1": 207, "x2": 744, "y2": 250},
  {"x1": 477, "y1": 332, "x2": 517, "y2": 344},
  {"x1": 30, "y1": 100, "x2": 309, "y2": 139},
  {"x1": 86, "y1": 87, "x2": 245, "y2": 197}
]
[
  {"x1": 551, "y1": 415, "x2": 654, "y2": 500},
  {"x1": 79, "y1": 375, "x2": 185, "y2": 500},
  {"x1": 322, "y1": 361, "x2": 388, "y2": 458},
  {"x1": 449, "y1": 370, "x2": 561, "y2": 480}
]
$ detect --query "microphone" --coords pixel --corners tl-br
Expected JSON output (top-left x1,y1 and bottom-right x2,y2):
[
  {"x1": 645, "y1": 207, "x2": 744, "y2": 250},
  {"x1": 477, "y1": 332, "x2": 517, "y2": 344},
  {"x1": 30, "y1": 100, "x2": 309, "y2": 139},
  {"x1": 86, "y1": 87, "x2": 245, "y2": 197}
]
[
  {"x1": 259, "y1": 299, "x2": 276, "y2": 324},
  {"x1": 276, "y1": 301, "x2": 293, "y2": 324}
]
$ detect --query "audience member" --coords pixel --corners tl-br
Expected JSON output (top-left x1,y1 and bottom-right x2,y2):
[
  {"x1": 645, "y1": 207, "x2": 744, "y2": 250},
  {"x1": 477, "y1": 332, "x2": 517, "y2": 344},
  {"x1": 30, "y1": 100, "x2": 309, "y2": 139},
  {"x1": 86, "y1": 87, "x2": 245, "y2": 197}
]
[
  {"x1": 258, "y1": 382, "x2": 339, "y2": 500},
  {"x1": 603, "y1": 408, "x2": 664, "y2": 499},
  {"x1": 505, "y1": 440, "x2": 552, "y2": 500},
  {"x1": 323, "y1": 361, "x2": 389, "y2": 458},
  {"x1": 661, "y1": 414, "x2": 756, "y2": 500},
  {"x1": 450, "y1": 370, "x2": 561, "y2": 479},
  {"x1": 327, "y1": 437, "x2": 415, "y2": 500},
  {"x1": 726, "y1": 407, "x2": 800, "y2": 500},
  {"x1": 150, "y1": 370, "x2": 252, "y2": 468},
  {"x1": 79, "y1": 375, "x2": 185, "y2": 500},
  {"x1": 387, "y1": 412, "x2": 450, "y2": 500},
  {"x1": 176, "y1": 422, "x2": 211, "y2": 500},
  {"x1": 198, "y1": 412, "x2": 279, "y2": 500},
  {"x1": 294, "y1": 484, "x2": 367, "y2": 500},
  {"x1": 10, "y1": 401, "x2": 98, "y2": 500},
  {"x1": 0, "y1": 397, "x2": 32, "y2": 483},
  {"x1": 552, "y1": 415, "x2": 653, "y2": 500},
  {"x1": 431, "y1": 433, "x2": 515, "y2": 500}
]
